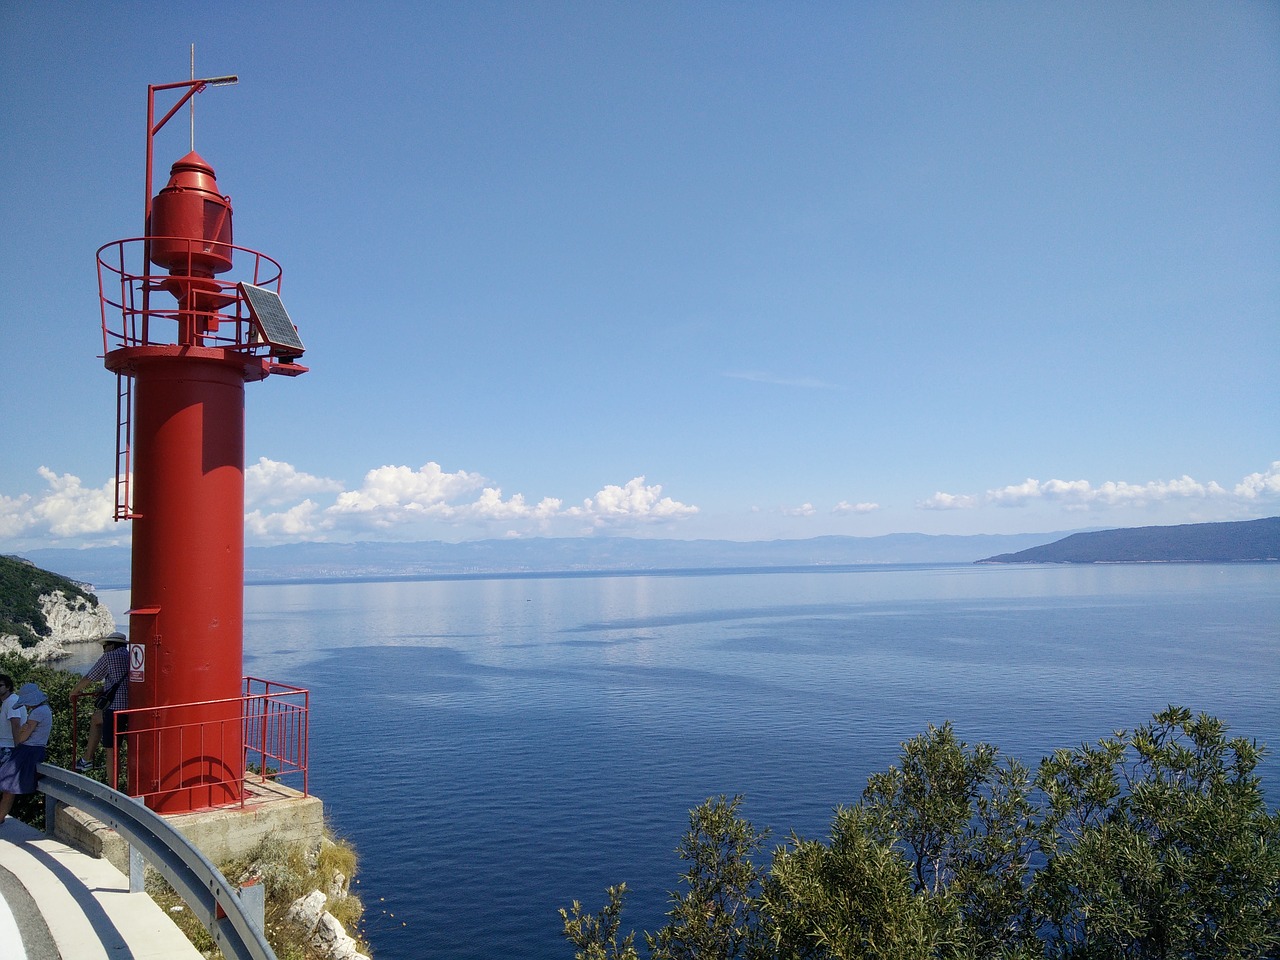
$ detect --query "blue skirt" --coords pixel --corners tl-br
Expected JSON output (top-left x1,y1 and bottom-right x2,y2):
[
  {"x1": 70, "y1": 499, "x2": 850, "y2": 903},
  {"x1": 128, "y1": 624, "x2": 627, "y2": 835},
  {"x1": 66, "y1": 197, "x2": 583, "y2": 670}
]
[{"x1": 0, "y1": 743, "x2": 46, "y2": 795}]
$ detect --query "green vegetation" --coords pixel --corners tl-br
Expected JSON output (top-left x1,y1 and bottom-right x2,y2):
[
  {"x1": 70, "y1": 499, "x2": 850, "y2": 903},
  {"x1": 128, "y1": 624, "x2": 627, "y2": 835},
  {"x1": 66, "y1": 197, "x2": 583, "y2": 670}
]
[
  {"x1": 147, "y1": 834, "x2": 369, "y2": 960},
  {"x1": 0, "y1": 554, "x2": 99, "y2": 647},
  {"x1": 0, "y1": 651, "x2": 88, "y2": 825},
  {"x1": 562, "y1": 707, "x2": 1280, "y2": 959}
]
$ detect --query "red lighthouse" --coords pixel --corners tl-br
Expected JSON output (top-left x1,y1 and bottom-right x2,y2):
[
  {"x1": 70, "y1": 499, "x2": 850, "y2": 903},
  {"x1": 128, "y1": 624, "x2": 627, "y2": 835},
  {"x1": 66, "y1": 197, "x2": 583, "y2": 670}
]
[{"x1": 97, "y1": 76, "x2": 307, "y2": 813}]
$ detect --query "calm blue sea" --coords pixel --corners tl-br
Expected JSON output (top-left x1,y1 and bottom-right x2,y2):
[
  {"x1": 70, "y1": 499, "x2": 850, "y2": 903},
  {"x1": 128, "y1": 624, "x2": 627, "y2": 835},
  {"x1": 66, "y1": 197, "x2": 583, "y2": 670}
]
[{"x1": 97, "y1": 562, "x2": 1280, "y2": 960}]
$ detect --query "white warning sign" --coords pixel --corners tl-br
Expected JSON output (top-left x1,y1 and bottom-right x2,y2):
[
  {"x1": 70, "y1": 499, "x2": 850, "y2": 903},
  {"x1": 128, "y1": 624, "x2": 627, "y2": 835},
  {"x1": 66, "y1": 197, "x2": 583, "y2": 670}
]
[{"x1": 129, "y1": 642, "x2": 145, "y2": 682}]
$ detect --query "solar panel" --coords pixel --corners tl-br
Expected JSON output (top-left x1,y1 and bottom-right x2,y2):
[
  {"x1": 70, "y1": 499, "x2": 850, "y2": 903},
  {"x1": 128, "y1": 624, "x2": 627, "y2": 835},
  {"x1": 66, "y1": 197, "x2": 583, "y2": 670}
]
[{"x1": 239, "y1": 282, "x2": 305, "y2": 357}]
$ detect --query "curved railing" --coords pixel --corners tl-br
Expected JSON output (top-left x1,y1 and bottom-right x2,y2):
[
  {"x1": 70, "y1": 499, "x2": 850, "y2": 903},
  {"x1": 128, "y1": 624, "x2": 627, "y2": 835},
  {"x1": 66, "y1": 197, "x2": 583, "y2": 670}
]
[
  {"x1": 96, "y1": 237, "x2": 285, "y2": 355},
  {"x1": 69, "y1": 677, "x2": 309, "y2": 808},
  {"x1": 36, "y1": 763, "x2": 276, "y2": 960}
]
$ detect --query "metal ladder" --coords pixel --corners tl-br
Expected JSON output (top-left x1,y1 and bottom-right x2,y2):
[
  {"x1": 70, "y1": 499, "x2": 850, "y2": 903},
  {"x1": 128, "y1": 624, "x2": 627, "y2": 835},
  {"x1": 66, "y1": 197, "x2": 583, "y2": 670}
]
[{"x1": 114, "y1": 371, "x2": 136, "y2": 520}]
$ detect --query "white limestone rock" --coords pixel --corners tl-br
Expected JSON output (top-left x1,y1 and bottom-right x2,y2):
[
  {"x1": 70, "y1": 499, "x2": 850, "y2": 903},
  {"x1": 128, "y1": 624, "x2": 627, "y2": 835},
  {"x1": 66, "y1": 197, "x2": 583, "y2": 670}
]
[
  {"x1": 43, "y1": 589, "x2": 117, "y2": 643},
  {"x1": 325, "y1": 868, "x2": 350, "y2": 899},
  {"x1": 0, "y1": 589, "x2": 118, "y2": 662},
  {"x1": 285, "y1": 890, "x2": 328, "y2": 934},
  {"x1": 0, "y1": 629, "x2": 73, "y2": 663},
  {"x1": 285, "y1": 890, "x2": 369, "y2": 960},
  {"x1": 312, "y1": 911, "x2": 371, "y2": 960}
]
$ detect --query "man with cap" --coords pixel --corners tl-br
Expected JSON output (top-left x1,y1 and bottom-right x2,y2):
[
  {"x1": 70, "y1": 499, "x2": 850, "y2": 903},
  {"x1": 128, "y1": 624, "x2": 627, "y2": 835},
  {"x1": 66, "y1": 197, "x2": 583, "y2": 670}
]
[{"x1": 71, "y1": 631, "x2": 130, "y2": 773}]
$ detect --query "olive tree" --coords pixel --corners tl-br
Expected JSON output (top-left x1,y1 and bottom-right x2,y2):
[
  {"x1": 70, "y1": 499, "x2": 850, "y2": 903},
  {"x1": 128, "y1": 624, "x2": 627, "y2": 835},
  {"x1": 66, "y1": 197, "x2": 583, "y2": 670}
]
[
  {"x1": 562, "y1": 708, "x2": 1278, "y2": 960},
  {"x1": 561, "y1": 884, "x2": 641, "y2": 960},
  {"x1": 762, "y1": 806, "x2": 933, "y2": 960},
  {"x1": 856, "y1": 722, "x2": 1043, "y2": 959},
  {"x1": 1034, "y1": 706, "x2": 1280, "y2": 959},
  {"x1": 562, "y1": 796, "x2": 768, "y2": 960},
  {"x1": 647, "y1": 795, "x2": 770, "y2": 960}
]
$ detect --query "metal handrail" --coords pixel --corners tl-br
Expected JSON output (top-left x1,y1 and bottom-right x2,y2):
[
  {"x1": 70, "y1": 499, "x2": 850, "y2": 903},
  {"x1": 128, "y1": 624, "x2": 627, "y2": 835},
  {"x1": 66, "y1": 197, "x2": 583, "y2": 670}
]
[
  {"x1": 96, "y1": 236, "x2": 284, "y2": 353},
  {"x1": 36, "y1": 763, "x2": 276, "y2": 960},
  {"x1": 69, "y1": 677, "x2": 309, "y2": 806}
]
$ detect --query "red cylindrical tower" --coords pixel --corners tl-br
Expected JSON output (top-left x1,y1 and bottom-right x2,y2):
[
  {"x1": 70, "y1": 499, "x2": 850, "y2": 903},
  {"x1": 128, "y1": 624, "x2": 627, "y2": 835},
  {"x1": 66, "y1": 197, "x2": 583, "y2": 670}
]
[
  {"x1": 109, "y1": 347, "x2": 258, "y2": 811},
  {"x1": 98, "y1": 76, "x2": 307, "y2": 813}
]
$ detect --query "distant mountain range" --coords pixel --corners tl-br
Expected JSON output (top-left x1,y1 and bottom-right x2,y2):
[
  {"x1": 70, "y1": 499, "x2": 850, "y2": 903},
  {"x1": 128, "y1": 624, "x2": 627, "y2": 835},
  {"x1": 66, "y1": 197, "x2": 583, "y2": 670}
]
[
  {"x1": 978, "y1": 517, "x2": 1280, "y2": 564},
  {"x1": 14, "y1": 519, "x2": 1275, "y2": 590},
  {"x1": 19, "y1": 530, "x2": 1077, "y2": 590}
]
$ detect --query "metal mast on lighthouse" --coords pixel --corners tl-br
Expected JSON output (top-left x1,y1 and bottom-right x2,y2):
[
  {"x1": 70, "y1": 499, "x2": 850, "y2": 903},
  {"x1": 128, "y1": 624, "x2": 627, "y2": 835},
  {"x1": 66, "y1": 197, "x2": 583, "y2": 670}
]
[{"x1": 97, "y1": 71, "x2": 308, "y2": 813}]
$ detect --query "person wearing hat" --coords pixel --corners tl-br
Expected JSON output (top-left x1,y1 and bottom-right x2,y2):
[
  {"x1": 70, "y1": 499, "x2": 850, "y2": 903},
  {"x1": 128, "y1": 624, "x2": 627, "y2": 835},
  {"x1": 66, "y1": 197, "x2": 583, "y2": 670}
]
[
  {"x1": 71, "y1": 631, "x2": 131, "y2": 774},
  {"x1": 0, "y1": 672, "x2": 26, "y2": 765},
  {"x1": 0, "y1": 682, "x2": 53, "y2": 824}
]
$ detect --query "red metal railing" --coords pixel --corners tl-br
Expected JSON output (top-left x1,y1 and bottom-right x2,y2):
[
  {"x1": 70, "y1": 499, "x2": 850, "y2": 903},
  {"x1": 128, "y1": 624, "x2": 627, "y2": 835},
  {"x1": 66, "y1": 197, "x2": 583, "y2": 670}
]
[
  {"x1": 96, "y1": 236, "x2": 285, "y2": 355},
  {"x1": 242, "y1": 677, "x2": 310, "y2": 797},
  {"x1": 71, "y1": 677, "x2": 308, "y2": 813},
  {"x1": 97, "y1": 237, "x2": 300, "y2": 519}
]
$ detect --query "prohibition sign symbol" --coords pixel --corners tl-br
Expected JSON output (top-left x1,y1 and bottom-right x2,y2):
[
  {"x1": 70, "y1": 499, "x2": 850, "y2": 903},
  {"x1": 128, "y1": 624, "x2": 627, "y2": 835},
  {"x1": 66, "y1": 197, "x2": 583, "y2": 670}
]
[{"x1": 129, "y1": 642, "x2": 145, "y2": 681}]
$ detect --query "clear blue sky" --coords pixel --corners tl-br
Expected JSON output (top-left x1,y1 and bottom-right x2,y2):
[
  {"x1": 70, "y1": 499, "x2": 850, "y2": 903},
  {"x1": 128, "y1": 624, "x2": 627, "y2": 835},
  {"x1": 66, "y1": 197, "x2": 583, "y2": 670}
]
[{"x1": 2, "y1": 2, "x2": 1277, "y2": 549}]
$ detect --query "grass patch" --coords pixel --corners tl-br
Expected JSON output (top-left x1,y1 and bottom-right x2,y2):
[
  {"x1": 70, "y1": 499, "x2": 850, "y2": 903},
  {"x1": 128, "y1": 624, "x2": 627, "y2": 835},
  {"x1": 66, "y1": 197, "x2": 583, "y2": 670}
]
[{"x1": 146, "y1": 829, "x2": 369, "y2": 959}]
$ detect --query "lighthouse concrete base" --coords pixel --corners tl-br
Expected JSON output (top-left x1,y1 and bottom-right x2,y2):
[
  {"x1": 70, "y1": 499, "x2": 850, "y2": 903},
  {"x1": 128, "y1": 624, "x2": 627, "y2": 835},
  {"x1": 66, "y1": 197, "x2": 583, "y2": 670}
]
[{"x1": 53, "y1": 778, "x2": 326, "y2": 877}]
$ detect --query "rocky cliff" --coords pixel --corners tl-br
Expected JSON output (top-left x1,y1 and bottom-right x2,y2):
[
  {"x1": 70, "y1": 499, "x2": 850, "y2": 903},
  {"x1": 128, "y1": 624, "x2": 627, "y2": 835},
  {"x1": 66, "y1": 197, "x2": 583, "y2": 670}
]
[{"x1": 0, "y1": 555, "x2": 118, "y2": 662}]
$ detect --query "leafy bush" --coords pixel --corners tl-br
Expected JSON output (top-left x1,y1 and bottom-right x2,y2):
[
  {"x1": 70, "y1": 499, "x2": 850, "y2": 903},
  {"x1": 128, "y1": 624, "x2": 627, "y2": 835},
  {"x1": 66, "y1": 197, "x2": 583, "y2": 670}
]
[{"x1": 564, "y1": 708, "x2": 1280, "y2": 960}]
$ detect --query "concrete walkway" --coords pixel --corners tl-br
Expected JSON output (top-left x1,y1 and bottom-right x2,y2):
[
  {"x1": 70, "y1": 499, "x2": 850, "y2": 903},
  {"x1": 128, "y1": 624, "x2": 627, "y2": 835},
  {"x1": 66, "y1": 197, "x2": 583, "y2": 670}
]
[{"x1": 0, "y1": 817, "x2": 203, "y2": 960}]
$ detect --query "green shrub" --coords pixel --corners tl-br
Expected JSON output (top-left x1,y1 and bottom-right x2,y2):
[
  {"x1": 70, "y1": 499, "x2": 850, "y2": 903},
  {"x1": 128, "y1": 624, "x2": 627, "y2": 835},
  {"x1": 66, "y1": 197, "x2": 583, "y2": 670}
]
[
  {"x1": 565, "y1": 708, "x2": 1280, "y2": 960},
  {"x1": 221, "y1": 833, "x2": 371, "y2": 959}
]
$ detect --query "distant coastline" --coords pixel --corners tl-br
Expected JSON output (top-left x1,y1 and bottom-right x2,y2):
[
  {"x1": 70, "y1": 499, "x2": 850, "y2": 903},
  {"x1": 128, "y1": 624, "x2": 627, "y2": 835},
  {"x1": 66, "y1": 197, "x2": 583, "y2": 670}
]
[
  {"x1": 16, "y1": 518, "x2": 1277, "y2": 590},
  {"x1": 978, "y1": 517, "x2": 1280, "y2": 564},
  {"x1": 23, "y1": 530, "x2": 1075, "y2": 590}
]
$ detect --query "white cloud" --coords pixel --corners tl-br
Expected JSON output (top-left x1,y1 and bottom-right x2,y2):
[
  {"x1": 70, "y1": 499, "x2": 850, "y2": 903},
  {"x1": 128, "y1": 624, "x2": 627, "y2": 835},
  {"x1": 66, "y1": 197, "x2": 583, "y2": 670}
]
[
  {"x1": 1234, "y1": 461, "x2": 1280, "y2": 501},
  {"x1": 987, "y1": 477, "x2": 1097, "y2": 506},
  {"x1": 5, "y1": 457, "x2": 1273, "y2": 549},
  {"x1": 30, "y1": 468, "x2": 116, "y2": 537},
  {"x1": 454, "y1": 488, "x2": 563, "y2": 522},
  {"x1": 782, "y1": 503, "x2": 817, "y2": 517},
  {"x1": 919, "y1": 462, "x2": 1280, "y2": 518},
  {"x1": 245, "y1": 458, "x2": 343, "y2": 507},
  {"x1": 986, "y1": 474, "x2": 1231, "y2": 509},
  {"x1": 1, "y1": 461, "x2": 498, "y2": 547},
  {"x1": 251, "y1": 468, "x2": 699, "y2": 538},
  {"x1": 329, "y1": 462, "x2": 487, "y2": 517},
  {"x1": 833, "y1": 501, "x2": 880, "y2": 515},
  {"x1": 0, "y1": 493, "x2": 34, "y2": 538},
  {"x1": 987, "y1": 478, "x2": 1061, "y2": 506},
  {"x1": 246, "y1": 499, "x2": 327, "y2": 540},
  {"x1": 919, "y1": 492, "x2": 979, "y2": 510},
  {"x1": 563, "y1": 477, "x2": 699, "y2": 527},
  {"x1": 1091, "y1": 476, "x2": 1227, "y2": 506}
]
